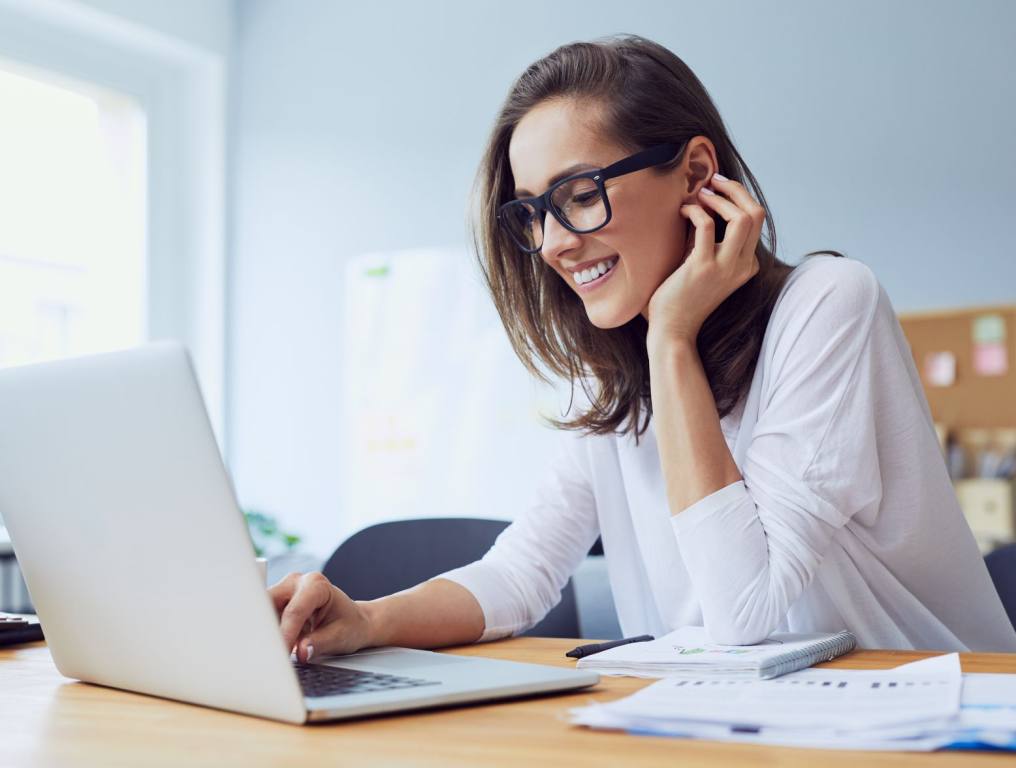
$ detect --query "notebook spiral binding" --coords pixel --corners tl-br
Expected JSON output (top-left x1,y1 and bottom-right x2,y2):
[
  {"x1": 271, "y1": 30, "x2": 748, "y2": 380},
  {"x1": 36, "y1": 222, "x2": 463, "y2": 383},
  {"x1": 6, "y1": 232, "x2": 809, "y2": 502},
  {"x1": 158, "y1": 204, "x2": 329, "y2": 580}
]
[{"x1": 759, "y1": 630, "x2": 857, "y2": 679}]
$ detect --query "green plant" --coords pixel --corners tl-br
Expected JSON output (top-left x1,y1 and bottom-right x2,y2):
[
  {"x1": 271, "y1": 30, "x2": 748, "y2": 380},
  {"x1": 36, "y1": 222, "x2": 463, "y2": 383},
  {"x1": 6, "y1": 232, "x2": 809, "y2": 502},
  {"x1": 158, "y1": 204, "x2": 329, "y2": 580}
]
[{"x1": 243, "y1": 509, "x2": 302, "y2": 557}]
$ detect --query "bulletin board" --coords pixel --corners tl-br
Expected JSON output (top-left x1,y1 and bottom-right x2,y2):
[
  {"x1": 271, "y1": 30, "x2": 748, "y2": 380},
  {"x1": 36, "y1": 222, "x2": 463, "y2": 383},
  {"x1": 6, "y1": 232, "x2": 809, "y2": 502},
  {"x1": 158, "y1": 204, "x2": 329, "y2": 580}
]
[{"x1": 898, "y1": 305, "x2": 1016, "y2": 429}]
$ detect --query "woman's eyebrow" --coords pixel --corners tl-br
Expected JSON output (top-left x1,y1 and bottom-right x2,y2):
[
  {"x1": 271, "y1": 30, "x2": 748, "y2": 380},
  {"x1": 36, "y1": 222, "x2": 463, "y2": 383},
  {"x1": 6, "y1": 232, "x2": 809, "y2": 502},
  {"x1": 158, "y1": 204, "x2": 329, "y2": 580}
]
[{"x1": 514, "y1": 162, "x2": 598, "y2": 197}]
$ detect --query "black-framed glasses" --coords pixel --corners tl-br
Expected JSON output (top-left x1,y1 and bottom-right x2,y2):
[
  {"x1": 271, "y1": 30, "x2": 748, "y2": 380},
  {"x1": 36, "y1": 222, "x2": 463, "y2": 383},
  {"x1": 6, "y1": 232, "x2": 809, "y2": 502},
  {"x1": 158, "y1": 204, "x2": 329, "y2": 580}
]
[{"x1": 497, "y1": 141, "x2": 686, "y2": 255}]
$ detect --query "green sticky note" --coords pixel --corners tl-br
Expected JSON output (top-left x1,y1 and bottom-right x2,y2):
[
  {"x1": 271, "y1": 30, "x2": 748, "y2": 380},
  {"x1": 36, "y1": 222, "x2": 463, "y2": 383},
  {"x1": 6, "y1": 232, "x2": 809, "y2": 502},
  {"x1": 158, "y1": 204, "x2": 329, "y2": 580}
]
[{"x1": 973, "y1": 313, "x2": 1007, "y2": 344}]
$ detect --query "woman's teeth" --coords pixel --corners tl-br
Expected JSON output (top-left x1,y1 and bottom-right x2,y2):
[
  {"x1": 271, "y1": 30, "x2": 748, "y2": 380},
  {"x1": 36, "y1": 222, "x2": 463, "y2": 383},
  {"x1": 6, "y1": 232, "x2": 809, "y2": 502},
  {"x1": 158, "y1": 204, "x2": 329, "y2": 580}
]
[{"x1": 573, "y1": 256, "x2": 618, "y2": 286}]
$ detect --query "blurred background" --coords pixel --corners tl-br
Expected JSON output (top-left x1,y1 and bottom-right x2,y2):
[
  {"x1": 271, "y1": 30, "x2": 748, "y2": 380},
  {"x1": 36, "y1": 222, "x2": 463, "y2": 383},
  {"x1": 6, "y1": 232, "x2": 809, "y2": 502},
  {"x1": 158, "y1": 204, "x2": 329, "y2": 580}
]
[{"x1": 1, "y1": 0, "x2": 1014, "y2": 635}]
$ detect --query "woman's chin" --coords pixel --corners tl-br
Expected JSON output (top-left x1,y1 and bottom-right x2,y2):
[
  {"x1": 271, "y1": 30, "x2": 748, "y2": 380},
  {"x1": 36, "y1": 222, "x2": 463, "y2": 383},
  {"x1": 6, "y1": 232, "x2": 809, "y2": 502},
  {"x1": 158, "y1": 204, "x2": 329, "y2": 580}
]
[{"x1": 584, "y1": 299, "x2": 638, "y2": 330}]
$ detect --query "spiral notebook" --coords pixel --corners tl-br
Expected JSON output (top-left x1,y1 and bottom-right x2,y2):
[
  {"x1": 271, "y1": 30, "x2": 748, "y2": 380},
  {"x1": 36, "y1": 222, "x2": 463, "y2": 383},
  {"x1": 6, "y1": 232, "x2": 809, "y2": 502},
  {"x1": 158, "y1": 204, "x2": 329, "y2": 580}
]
[{"x1": 576, "y1": 626, "x2": 856, "y2": 680}]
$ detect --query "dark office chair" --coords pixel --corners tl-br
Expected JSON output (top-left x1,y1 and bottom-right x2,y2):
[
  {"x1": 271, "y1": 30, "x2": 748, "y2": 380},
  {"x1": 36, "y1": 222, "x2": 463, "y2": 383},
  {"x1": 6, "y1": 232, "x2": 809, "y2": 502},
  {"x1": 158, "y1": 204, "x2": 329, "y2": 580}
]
[
  {"x1": 321, "y1": 518, "x2": 595, "y2": 638},
  {"x1": 985, "y1": 543, "x2": 1016, "y2": 632}
]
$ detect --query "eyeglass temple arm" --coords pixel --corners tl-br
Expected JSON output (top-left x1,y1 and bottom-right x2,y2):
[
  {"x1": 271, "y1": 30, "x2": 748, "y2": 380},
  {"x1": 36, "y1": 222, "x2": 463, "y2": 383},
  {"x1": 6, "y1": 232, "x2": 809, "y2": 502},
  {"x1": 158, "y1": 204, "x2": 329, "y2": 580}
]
[{"x1": 599, "y1": 142, "x2": 684, "y2": 181}]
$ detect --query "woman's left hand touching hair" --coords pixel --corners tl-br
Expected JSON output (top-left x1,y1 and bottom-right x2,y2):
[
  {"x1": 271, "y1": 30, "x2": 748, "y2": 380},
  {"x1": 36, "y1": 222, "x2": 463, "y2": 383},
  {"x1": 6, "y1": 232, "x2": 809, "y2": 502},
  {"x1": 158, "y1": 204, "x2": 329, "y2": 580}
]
[{"x1": 646, "y1": 173, "x2": 765, "y2": 347}]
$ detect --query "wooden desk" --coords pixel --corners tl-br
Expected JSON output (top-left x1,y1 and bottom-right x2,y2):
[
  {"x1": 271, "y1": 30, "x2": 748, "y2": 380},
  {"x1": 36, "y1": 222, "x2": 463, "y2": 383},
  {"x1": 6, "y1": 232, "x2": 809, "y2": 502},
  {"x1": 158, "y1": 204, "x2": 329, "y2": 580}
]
[{"x1": 2, "y1": 638, "x2": 1015, "y2": 766}]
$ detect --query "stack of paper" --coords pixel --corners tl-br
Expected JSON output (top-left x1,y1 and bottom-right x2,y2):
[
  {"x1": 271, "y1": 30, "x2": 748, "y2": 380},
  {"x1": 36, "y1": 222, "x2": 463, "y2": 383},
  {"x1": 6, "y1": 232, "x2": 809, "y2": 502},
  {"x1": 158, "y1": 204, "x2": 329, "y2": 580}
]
[
  {"x1": 576, "y1": 626, "x2": 856, "y2": 679},
  {"x1": 570, "y1": 654, "x2": 1016, "y2": 752}
]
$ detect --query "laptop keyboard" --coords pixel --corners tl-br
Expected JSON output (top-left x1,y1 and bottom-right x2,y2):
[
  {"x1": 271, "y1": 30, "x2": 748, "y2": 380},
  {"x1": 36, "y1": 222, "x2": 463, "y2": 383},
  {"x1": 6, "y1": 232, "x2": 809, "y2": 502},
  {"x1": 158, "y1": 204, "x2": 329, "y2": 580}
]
[{"x1": 293, "y1": 662, "x2": 441, "y2": 698}]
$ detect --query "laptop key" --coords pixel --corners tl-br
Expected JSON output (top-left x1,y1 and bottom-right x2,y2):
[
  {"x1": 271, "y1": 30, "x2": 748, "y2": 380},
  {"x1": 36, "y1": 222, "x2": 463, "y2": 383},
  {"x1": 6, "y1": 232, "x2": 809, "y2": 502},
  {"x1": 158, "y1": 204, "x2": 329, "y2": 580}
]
[{"x1": 294, "y1": 662, "x2": 441, "y2": 698}]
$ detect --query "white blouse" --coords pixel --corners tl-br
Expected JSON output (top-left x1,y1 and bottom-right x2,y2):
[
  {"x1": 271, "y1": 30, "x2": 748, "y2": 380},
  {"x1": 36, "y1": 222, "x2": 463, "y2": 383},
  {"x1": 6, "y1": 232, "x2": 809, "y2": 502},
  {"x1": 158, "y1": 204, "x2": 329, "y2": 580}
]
[{"x1": 435, "y1": 255, "x2": 1016, "y2": 652}]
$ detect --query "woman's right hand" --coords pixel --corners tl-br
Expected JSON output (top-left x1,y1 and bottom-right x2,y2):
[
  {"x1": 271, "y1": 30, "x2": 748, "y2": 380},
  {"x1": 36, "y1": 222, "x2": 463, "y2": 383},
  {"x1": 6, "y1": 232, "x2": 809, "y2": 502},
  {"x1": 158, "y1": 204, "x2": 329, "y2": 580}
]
[{"x1": 268, "y1": 572, "x2": 374, "y2": 662}]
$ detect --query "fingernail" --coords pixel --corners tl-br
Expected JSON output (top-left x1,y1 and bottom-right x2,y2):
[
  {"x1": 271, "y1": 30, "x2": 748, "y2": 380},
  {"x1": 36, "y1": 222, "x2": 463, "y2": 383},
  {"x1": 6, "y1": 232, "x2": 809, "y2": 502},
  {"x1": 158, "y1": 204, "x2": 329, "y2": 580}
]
[
  {"x1": 699, "y1": 186, "x2": 716, "y2": 196},
  {"x1": 306, "y1": 644, "x2": 314, "y2": 662},
  {"x1": 713, "y1": 172, "x2": 728, "y2": 182}
]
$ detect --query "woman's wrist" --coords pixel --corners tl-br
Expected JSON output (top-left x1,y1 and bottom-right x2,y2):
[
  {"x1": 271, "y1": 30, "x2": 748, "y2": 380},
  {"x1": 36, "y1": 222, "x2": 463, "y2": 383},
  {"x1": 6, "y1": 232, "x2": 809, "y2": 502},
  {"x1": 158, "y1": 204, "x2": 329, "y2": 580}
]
[
  {"x1": 647, "y1": 326, "x2": 699, "y2": 362},
  {"x1": 356, "y1": 597, "x2": 387, "y2": 648}
]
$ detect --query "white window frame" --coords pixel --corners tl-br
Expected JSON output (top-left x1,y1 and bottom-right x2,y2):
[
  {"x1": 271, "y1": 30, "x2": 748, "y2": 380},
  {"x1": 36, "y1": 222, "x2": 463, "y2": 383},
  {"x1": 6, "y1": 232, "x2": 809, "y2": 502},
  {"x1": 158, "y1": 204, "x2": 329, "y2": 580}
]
[{"x1": 0, "y1": 0, "x2": 227, "y2": 444}]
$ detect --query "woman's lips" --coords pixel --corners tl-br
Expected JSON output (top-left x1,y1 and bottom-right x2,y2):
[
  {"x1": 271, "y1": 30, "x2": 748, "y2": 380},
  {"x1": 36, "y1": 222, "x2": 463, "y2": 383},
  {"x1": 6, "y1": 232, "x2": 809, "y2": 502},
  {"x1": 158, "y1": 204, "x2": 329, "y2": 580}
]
[{"x1": 573, "y1": 256, "x2": 619, "y2": 293}]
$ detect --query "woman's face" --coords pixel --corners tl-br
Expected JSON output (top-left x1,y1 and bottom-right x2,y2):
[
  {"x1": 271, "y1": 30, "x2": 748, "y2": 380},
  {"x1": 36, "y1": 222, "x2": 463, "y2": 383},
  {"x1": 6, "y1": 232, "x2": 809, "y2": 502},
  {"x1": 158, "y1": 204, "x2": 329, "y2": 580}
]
[{"x1": 508, "y1": 98, "x2": 716, "y2": 329}]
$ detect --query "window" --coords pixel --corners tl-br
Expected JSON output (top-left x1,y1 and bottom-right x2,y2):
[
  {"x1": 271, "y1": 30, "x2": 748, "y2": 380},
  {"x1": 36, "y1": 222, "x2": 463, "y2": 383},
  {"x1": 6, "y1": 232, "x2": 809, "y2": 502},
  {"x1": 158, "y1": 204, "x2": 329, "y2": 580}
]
[{"x1": 0, "y1": 61, "x2": 146, "y2": 368}]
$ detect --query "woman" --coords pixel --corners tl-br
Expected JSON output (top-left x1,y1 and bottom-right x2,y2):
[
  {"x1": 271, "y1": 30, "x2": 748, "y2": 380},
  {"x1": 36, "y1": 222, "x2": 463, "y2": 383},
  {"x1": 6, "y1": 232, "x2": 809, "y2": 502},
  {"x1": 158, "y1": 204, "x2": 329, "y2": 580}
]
[{"x1": 270, "y1": 34, "x2": 1016, "y2": 660}]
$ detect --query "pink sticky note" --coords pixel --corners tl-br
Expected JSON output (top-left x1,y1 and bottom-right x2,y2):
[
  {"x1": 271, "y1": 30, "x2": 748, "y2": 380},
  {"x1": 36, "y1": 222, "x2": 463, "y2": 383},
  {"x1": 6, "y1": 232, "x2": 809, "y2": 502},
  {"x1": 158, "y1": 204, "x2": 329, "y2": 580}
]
[{"x1": 973, "y1": 341, "x2": 1008, "y2": 376}]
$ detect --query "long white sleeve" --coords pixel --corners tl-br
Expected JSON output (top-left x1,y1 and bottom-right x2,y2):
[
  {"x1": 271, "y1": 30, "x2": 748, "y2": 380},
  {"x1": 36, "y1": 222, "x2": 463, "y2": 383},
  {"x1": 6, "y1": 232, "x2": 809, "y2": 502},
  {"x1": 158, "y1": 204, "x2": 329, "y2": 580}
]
[
  {"x1": 432, "y1": 429, "x2": 600, "y2": 641},
  {"x1": 671, "y1": 259, "x2": 885, "y2": 645}
]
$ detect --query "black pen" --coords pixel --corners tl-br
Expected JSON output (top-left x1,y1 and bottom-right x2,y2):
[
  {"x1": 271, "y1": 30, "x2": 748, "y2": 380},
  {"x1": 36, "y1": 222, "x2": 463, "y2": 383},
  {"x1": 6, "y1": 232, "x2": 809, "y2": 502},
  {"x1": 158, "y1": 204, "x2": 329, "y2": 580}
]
[{"x1": 565, "y1": 634, "x2": 655, "y2": 659}]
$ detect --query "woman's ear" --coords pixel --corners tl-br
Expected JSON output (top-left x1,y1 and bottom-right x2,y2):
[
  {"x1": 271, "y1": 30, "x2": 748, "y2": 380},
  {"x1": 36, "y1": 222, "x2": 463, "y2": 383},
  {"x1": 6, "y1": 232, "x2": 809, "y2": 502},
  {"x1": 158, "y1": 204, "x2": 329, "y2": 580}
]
[{"x1": 679, "y1": 136, "x2": 719, "y2": 200}]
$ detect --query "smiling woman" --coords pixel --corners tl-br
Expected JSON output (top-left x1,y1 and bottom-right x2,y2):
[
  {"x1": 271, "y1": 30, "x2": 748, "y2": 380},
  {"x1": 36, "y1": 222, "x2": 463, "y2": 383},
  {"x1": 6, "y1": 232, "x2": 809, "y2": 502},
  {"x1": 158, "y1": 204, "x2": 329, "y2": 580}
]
[
  {"x1": 471, "y1": 39, "x2": 832, "y2": 438},
  {"x1": 269, "y1": 34, "x2": 1016, "y2": 660}
]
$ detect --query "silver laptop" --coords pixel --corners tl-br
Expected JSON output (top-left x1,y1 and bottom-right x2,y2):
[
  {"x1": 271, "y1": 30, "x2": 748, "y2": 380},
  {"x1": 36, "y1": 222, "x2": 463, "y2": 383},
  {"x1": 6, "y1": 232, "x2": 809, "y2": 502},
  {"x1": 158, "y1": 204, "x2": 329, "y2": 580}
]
[{"x1": 0, "y1": 342, "x2": 598, "y2": 724}]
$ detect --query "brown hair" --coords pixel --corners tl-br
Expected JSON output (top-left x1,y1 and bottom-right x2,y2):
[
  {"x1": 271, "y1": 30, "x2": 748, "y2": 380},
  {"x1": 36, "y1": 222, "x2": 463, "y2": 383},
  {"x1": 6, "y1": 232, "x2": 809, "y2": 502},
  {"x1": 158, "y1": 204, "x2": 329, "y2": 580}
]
[{"x1": 470, "y1": 34, "x2": 843, "y2": 440}]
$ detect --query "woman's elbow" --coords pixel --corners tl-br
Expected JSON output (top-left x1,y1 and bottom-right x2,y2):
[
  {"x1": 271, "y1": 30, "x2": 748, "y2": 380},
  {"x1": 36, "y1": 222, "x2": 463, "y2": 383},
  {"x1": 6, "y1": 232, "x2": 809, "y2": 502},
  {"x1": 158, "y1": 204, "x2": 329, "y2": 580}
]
[
  {"x1": 704, "y1": 620, "x2": 770, "y2": 646},
  {"x1": 701, "y1": 600, "x2": 782, "y2": 646}
]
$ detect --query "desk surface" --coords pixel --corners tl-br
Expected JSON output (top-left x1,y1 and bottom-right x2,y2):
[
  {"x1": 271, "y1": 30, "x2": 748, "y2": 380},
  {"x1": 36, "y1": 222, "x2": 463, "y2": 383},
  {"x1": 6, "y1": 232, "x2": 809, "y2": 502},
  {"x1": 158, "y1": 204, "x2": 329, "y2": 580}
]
[{"x1": 3, "y1": 638, "x2": 1015, "y2": 767}]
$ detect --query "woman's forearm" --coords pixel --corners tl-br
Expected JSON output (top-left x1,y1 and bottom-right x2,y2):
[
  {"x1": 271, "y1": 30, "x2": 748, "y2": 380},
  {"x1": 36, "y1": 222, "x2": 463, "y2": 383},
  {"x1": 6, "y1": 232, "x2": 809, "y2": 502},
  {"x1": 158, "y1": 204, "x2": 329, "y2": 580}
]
[
  {"x1": 648, "y1": 334, "x2": 742, "y2": 515},
  {"x1": 358, "y1": 578, "x2": 486, "y2": 649}
]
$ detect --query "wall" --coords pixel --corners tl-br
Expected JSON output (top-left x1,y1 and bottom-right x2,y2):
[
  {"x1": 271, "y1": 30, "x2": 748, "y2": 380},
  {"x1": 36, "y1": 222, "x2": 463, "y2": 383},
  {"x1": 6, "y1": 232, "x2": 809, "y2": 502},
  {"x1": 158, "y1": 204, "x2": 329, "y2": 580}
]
[
  {"x1": 70, "y1": 0, "x2": 231, "y2": 55},
  {"x1": 228, "y1": 0, "x2": 1016, "y2": 558}
]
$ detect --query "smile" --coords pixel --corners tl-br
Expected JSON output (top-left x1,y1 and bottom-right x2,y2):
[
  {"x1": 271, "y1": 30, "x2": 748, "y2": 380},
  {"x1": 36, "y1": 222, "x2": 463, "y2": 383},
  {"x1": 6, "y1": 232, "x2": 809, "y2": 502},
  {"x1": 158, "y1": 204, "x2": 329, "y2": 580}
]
[{"x1": 572, "y1": 256, "x2": 619, "y2": 289}]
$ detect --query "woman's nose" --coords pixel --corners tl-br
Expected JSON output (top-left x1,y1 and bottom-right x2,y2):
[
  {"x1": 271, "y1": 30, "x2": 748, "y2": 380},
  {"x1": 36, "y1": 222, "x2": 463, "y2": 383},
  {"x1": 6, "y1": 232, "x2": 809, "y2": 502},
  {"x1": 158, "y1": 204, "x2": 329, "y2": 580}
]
[{"x1": 540, "y1": 212, "x2": 582, "y2": 262}]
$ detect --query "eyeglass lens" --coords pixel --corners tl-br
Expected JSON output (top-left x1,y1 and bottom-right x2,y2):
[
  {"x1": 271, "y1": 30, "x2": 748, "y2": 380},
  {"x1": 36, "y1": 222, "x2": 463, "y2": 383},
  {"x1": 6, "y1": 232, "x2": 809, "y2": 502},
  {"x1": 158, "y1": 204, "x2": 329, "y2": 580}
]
[{"x1": 504, "y1": 177, "x2": 608, "y2": 252}]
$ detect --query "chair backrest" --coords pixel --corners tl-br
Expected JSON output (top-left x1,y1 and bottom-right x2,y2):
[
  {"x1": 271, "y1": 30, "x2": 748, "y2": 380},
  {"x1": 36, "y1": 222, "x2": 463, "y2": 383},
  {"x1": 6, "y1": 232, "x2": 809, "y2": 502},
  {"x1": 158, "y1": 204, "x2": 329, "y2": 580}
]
[
  {"x1": 321, "y1": 518, "x2": 579, "y2": 638},
  {"x1": 985, "y1": 543, "x2": 1016, "y2": 632}
]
